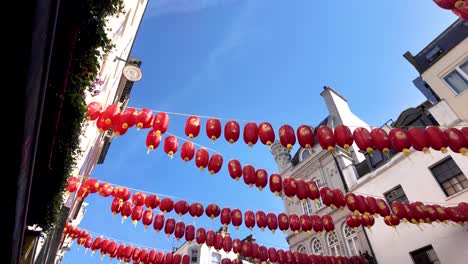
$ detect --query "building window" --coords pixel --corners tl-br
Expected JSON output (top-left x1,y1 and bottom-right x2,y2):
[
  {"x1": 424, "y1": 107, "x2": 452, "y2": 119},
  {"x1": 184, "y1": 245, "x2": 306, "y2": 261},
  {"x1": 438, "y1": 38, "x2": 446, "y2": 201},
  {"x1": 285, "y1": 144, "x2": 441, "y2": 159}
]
[
  {"x1": 384, "y1": 185, "x2": 409, "y2": 207},
  {"x1": 425, "y1": 46, "x2": 442, "y2": 62},
  {"x1": 301, "y1": 148, "x2": 311, "y2": 161},
  {"x1": 191, "y1": 248, "x2": 198, "y2": 263},
  {"x1": 410, "y1": 245, "x2": 440, "y2": 264},
  {"x1": 327, "y1": 232, "x2": 342, "y2": 256},
  {"x1": 211, "y1": 252, "x2": 221, "y2": 264},
  {"x1": 430, "y1": 157, "x2": 468, "y2": 196},
  {"x1": 302, "y1": 200, "x2": 314, "y2": 216},
  {"x1": 443, "y1": 60, "x2": 468, "y2": 95},
  {"x1": 297, "y1": 245, "x2": 306, "y2": 253},
  {"x1": 314, "y1": 178, "x2": 324, "y2": 210},
  {"x1": 311, "y1": 238, "x2": 323, "y2": 255},
  {"x1": 343, "y1": 225, "x2": 360, "y2": 256}
]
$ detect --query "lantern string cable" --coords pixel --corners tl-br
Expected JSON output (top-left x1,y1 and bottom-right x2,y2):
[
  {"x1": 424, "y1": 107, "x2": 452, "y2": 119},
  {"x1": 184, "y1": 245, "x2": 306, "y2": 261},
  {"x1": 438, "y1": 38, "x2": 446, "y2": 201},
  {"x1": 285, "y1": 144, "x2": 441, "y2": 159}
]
[
  {"x1": 127, "y1": 105, "x2": 467, "y2": 129},
  {"x1": 84, "y1": 229, "x2": 172, "y2": 252}
]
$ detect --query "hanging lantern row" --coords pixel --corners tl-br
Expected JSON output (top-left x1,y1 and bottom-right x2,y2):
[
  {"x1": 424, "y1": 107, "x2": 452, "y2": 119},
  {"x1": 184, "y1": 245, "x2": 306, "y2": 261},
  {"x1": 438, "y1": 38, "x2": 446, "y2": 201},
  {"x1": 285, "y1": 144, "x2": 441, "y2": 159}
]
[
  {"x1": 65, "y1": 223, "x2": 368, "y2": 264},
  {"x1": 433, "y1": 0, "x2": 468, "y2": 20},
  {"x1": 86, "y1": 103, "x2": 468, "y2": 155},
  {"x1": 63, "y1": 223, "x2": 190, "y2": 263}
]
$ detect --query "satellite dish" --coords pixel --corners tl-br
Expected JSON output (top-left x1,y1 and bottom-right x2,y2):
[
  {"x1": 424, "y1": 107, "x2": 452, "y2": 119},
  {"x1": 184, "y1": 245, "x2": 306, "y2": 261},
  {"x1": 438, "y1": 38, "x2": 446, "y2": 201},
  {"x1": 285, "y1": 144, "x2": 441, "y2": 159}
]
[{"x1": 122, "y1": 65, "x2": 142, "y2": 82}]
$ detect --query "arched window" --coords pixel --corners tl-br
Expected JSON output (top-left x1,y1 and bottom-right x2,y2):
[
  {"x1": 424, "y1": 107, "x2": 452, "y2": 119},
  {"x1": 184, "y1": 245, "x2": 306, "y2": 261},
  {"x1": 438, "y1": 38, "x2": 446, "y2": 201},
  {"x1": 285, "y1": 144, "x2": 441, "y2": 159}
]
[
  {"x1": 343, "y1": 225, "x2": 360, "y2": 256},
  {"x1": 300, "y1": 148, "x2": 311, "y2": 161},
  {"x1": 327, "y1": 232, "x2": 342, "y2": 256},
  {"x1": 311, "y1": 238, "x2": 323, "y2": 255},
  {"x1": 302, "y1": 200, "x2": 313, "y2": 215},
  {"x1": 297, "y1": 245, "x2": 306, "y2": 253}
]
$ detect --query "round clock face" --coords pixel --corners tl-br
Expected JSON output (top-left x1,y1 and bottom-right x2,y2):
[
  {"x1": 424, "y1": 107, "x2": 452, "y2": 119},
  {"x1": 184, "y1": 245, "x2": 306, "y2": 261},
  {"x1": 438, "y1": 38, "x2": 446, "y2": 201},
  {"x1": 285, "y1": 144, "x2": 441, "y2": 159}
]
[{"x1": 122, "y1": 65, "x2": 142, "y2": 82}]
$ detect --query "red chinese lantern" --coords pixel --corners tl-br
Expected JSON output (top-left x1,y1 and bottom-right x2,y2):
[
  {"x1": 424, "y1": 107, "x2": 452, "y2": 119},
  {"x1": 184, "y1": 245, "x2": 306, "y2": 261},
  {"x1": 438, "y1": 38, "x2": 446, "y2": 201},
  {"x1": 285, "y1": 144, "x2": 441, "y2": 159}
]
[
  {"x1": 241, "y1": 241, "x2": 252, "y2": 258},
  {"x1": 208, "y1": 154, "x2": 223, "y2": 174},
  {"x1": 433, "y1": 205, "x2": 449, "y2": 222},
  {"x1": 266, "y1": 212, "x2": 278, "y2": 233},
  {"x1": 258, "y1": 122, "x2": 275, "y2": 146},
  {"x1": 99, "y1": 239, "x2": 110, "y2": 257},
  {"x1": 174, "y1": 221, "x2": 185, "y2": 241},
  {"x1": 77, "y1": 230, "x2": 89, "y2": 245},
  {"x1": 206, "y1": 118, "x2": 222, "y2": 142},
  {"x1": 433, "y1": 0, "x2": 458, "y2": 9},
  {"x1": 114, "y1": 187, "x2": 130, "y2": 205},
  {"x1": 224, "y1": 120, "x2": 240, "y2": 143},
  {"x1": 164, "y1": 135, "x2": 178, "y2": 158},
  {"x1": 165, "y1": 252, "x2": 173, "y2": 264},
  {"x1": 289, "y1": 214, "x2": 301, "y2": 234},
  {"x1": 295, "y1": 180, "x2": 310, "y2": 203},
  {"x1": 345, "y1": 214, "x2": 361, "y2": 229},
  {"x1": 231, "y1": 209, "x2": 243, "y2": 230},
  {"x1": 269, "y1": 173, "x2": 283, "y2": 195},
  {"x1": 228, "y1": 159, "x2": 242, "y2": 181},
  {"x1": 366, "y1": 196, "x2": 379, "y2": 217},
  {"x1": 174, "y1": 254, "x2": 182, "y2": 264},
  {"x1": 334, "y1": 125, "x2": 353, "y2": 151},
  {"x1": 107, "y1": 241, "x2": 118, "y2": 258},
  {"x1": 98, "y1": 182, "x2": 113, "y2": 197},
  {"x1": 221, "y1": 259, "x2": 232, "y2": 264},
  {"x1": 196, "y1": 227, "x2": 207, "y2": 245},
  {"x1": 131, "y1": 206, "x2": 144, "y2": 226},
  {"x1": 160, "y1": 198, "x2": 174, "y2": 214},
  {"x1": 146, "y1": 130, "x2": 161, "y2": 152},
  {"x1": 285, "y1": 251, "x2": 294, "y2": 264},
  {"x1": 392, "y1": 201, "x2": 408, "y2": 222},
  {"x1": 245, "y1": 210, "x2": 255, "y2": 230},
  {"x1": 164, "y1": 218, "x2": 176, "y2": 237},
  {"x1": 153, "y1": 112, "x2": 170, "y2": 135},
  {"x1": 86, "y1": 102, "x2": 102, "y2": 120},
  {"x1": 84, "y1": 178, "x2": 99, "y2": 193},
  {"x1": 389, "y1": 128, "x2": 412, "y2": 155},
  {"x1": 120, "y1": 201, "x2": 133, "y2": 222},
  {"x1": 180, "y1": 141, "x2": 195, "y2": 161},
  {"x1": 243, "y1": 165, "x2": 256, "y2": 187},
  {"x1": 276, "y1": 249, "x2": 286, "y2": 264},
  {"x1": 376, "y1": 198, "x2": 391, "y2": 218},
  {"x1": 132, "y1": 192, "x2": 147, "y2": 207},
  {"x1": 221, "y1": 208, "x2": 232, "y2": 227},
  {"x1": 370, "y1": 128, "x2": 391, "y2": 154},
  {"x1": 256, "y1": 211, "x2": 267, "y2": 231},
  {"x1": 425, "y1": 126, "x2": 449, "y2": 153},
  {"x1": 136, "y1": 108, "x2": 153, "y2": 129},
  {"x1": 353, "y1": 127, "x2": 374, "y2": 154},
  {"x1": 317, "y1": 125, "x2": 335, "y2": 151},
  {"x1": 300, "y1": 214, "x2": 313, "y2": 235},
  {"x1": 206, "y1": 204, "x2": 221, "y2": 219},
  {"x1": 63, "y1": 222, "x2": 72, "y2": 234},
  {"x1": 65, "y1": 176, "x2": 80, "y2": 193},
  {"x1": 444, "y1": 128, "x2": 467, "y2": 154},
  {"x1": 142, "y1": 209, "x2": 153, "y2": 229},
  {"x1": 362, "y1": 214, "x2": 375, "y2": 229},
  {"x1": 156, "y1": 251, "x2": 165, "y2": 264},
  {"x1": 283, "y1": 177, "x2": 297, "y2": 200},
  {"x1": 111, "y1": 198, "x2": 121, "y2": 215},
  {"x1": 84, "y1": 236, "x2": 93, "y2": 251},
  {"x1": 425, "y1": 205, "x2": 440, "y2": 223},
  {"x1": 384, "y1": 215, "x2": 400, "y2": 228},
  {"x1": 120, "y1": 107, "x2": 138, "y2": 130},
  {"x1": 206, "y1": 230, "x2": 216, "y2": 248},
  {"x1": 189, "y1": 203, "x2": 204, "y2": 218},
  {"x1": 322, "y1": 215, "x2": 335, "y2": 232},
  {"x1": 122, "y1": 245, "x2": 134, "y2": 263},
  {"x1": 185, "y1": 116, "x2": 201, "y2": 138},
  {"x1": 145, "y1": 194, "x2": 160, "y2": 209},
  {"x1": 96, "y1": 112, "x2": 112, "y2": 132},
  {"x1": 345, "y1": 193, "x2": 359, "y2": 214},
  {"x1": 268, "y1": 248, "x2": 277, "y2": 263},
  {"x1": 332, "y1": 189, "x2": 346, "y2": 209},
  {"x1": 297, "y1": 125, "x2": 315, "y2": 149},
  {"x1": 223, "y1": 234, "x2": 233, "y2": 253},
  {"x1": 306, "y1": 180, "x2": 320, "y2": 203},
  {"x1": 258, "y1": 246, "x2": 268, "y2": 263},
  {"x1": 320, "y1": 187, "x2": 336, "y2": 208},
  {"x1": 148, "y1": 250, "x2": 158, "y2": 264},
  {"x1": 279, "y1": 125, "x2": 296, "y2": 150},
  {"x1": 185, "y1": 224, "x2": 195, "y2": 242},
  {"x1": 195, "y1": 148, "x2": 209, "y2": 171},
  {"x1": 232, "y1": 238, "x2": 242, "y2": 255},
  {"x1": 132, "y1": 247, "x2": 142, "y2": 263},
  {"x1": 311, "y1": 214, "x2": 325, "y2": 234},
  {"x1": 100, "y1": 104, "x2": 120, "y2": 127},
  {"x1": 255, "y1": 169, "x2": 268, "y2": 191},
  {"x1": 215, "y1": 233, "x2": 224, "y2": 251},
  {"x1": 243, "y1": 122, "x2": 259, "y2": 147},
  {"x1": 174, "y1": 200, "x2": 190, "y2": 216},
  {"x1": 356, "y1": 195, "x2": 369, "y2": 215},
  {"x1": 408, "y1": 127, "x2": 431, "y2": 153},
  {"x1": 139, "y1": 248, "x2": 149, "y2": 263},
  {"x1": 278, "y1": 212, "x2": 289, "y2": 232}
]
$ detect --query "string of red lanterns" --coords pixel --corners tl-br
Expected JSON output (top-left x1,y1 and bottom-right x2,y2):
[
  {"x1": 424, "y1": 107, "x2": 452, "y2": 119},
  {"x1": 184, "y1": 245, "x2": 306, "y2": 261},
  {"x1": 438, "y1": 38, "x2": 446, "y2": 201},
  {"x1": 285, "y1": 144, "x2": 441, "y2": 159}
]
[
  {"x1": 433, "y1": 0, "x2": 468, "y2": 20},
  {"x1": 64, "y1": 223, "x2": 369, "y2": 264},
  {"x1": 86, "y1": 103, "x2": 468, "y2": 156}
]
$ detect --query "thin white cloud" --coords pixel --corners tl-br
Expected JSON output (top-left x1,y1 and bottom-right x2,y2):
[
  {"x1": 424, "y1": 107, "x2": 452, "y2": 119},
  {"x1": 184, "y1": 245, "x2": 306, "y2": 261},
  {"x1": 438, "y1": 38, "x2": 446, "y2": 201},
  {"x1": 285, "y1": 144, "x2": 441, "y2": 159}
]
[{"x1": 147, "y1": 0, "x2": 237, "y2": 17}]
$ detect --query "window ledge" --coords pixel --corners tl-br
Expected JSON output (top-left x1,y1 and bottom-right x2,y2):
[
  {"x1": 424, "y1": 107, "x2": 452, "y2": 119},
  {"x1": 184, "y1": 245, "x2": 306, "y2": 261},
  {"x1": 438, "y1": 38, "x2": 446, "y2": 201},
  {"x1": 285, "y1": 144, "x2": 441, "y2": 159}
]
[{"x1": 446, "y1": 188, "x2": 468, "y2": 202}]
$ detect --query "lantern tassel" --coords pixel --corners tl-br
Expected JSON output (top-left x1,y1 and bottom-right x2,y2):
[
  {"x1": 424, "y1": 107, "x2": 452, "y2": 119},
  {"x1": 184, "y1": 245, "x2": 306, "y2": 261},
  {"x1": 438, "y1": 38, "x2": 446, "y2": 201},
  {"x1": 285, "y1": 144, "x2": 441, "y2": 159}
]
[{"x1": 133, "y1": 220, "x2": 138, "y2": 228}]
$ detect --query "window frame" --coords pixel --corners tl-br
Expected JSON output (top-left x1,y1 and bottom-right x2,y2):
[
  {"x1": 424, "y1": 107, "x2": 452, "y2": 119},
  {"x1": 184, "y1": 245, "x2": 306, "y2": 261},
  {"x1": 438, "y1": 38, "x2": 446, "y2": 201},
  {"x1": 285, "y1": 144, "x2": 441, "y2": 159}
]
[
  {"x1": 327, "y1": 232, "x2": 342, "y2": 256},
  {"x1": 384, "y1": 185, "x2": 409, "y2": 207},
  {"x1": 343, "y1": 225, "x2": 359, "y2": 256},
  {"x1": 429, "y1": 157, "x2": 468, "y2": 197},
  {"x1": 311, "y1": 238, "x2": 323, "y2": 255},
  {"x1": 443, "y1": 59, "x2": 468, "y2": 95},
  {"x1": 410, "y1": 245, "x2": 440, "y2": 264},
  {"x1": 211, "y1": 252, "x2": 221, "y2": 264},
  {"x1": 313, "y1": 178, "x2": 325, "y2": 210}
]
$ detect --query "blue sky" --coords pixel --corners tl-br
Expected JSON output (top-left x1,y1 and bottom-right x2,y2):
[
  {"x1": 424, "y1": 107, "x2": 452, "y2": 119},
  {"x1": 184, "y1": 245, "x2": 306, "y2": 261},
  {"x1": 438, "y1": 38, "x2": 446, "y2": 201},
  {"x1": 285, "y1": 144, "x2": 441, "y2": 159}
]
[{"x1": 64, "y1": 1, "x2": 457, "y2": 263}]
